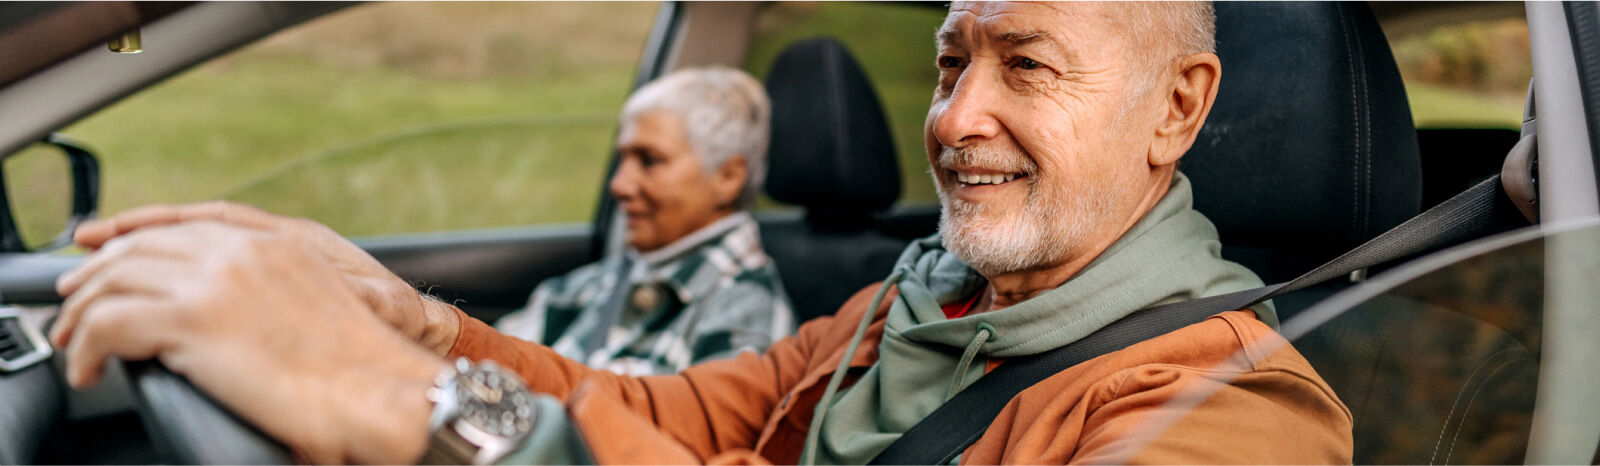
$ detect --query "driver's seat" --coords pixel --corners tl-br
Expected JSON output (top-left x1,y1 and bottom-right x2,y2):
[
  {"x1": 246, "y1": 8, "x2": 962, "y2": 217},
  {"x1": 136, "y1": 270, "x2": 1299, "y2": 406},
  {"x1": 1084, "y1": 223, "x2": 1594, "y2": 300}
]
[{"x1": 1184, "y1": 2, "x2": 1422, "y2": 321}]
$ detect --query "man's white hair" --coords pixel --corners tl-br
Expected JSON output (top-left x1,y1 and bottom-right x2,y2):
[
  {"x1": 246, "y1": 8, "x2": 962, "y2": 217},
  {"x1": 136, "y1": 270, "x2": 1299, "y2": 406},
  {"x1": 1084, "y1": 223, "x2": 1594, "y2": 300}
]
[
  {"x1": 1120, "y1": 2, "x2": 1217, "y2": 99},
  {"x1": 620, "y1": 66, "x2": 771, "y2": 209}
]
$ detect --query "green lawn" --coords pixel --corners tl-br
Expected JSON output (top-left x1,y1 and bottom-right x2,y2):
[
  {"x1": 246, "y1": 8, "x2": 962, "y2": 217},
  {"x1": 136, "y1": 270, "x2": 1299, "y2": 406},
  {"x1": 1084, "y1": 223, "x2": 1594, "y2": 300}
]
[
  {"x1": 50, "y1": 2, "x2": 655, "y2": 238},
  {"x1": 39, "y1": 1, "x2": 950, "y2": 241},
  {"x1": 1403, "y1": 81, "x2": 1524, "y2": 130},
  {"x1": 64, "y1": 53, "x2": 632, "y2": 237}
]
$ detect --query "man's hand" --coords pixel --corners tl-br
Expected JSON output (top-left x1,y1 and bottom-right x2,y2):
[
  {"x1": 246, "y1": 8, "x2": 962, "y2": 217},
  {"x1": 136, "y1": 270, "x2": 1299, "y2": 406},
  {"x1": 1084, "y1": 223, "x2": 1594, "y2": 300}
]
[
  {"x1": 71, "y1": 201, "x2": 460, "y2": 355},
  {"x1": 51, "y1": 221, "x2": 445, "y2": 464}
]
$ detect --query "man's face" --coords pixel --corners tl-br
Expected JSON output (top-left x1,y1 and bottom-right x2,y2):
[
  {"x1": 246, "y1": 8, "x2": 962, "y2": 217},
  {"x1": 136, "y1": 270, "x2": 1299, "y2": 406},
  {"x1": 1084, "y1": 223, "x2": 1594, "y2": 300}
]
[
  {"x1": 610, "y1": 111, "x2": 730, "y2": 252},
  {"x1": 927, "y1": 1, "x2": 1159, "y2": 277}
]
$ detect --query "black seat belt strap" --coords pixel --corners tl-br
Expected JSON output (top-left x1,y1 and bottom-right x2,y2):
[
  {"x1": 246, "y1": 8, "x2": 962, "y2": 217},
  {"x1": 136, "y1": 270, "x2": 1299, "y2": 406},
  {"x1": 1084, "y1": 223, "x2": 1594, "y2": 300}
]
[{"x1": 868, "y1": 175, "x2": 1527, "y2": 465}]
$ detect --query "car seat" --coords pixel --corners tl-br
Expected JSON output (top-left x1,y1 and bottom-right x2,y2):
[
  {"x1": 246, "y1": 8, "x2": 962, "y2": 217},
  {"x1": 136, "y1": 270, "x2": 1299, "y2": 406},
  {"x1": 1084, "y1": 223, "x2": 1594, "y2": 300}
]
[
  {"x1": 759, "y1": 37, "x2": 910, "y2": 324},
  {"x1": 1189, "y1": 3, "x2": 1536, "y2": 463},
  {"x1": 1185, "y1": 2, "x2": 1423, "y2": 320}
]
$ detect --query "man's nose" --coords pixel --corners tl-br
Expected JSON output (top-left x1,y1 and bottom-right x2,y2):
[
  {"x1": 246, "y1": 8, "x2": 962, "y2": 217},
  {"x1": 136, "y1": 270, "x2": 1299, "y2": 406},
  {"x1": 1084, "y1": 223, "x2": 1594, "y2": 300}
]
[{"x1": 932, "y1": 69, "x2": 1004, "y2": 148}]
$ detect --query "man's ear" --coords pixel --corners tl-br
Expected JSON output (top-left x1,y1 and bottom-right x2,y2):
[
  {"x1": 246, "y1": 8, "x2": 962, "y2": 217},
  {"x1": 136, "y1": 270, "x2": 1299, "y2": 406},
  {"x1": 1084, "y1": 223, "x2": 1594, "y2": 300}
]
[
  {"x1": 713, "y1": 154, "x2": 749, "y2": 209},
  {"x1": 1149, "y1": 52, "x2": 1222, "y2": 167}
]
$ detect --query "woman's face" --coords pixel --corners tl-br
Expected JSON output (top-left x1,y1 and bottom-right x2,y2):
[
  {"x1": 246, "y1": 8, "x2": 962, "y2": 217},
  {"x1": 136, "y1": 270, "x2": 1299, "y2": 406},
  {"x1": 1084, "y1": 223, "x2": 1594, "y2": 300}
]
[{"x1": 609, "y1": 111, "x2": 746, "y2": 252}]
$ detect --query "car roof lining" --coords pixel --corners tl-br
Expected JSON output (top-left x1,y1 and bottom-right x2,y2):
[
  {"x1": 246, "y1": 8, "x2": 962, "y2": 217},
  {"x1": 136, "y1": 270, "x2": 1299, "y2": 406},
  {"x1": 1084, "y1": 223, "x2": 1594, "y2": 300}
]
[{"x1": 0, "y1": 2, "x2": 193, "y2": 90}]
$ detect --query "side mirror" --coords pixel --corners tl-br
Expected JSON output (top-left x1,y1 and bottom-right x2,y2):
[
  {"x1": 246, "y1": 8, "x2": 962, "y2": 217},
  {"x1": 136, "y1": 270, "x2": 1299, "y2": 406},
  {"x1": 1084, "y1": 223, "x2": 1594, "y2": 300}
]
[{"x1": 0, "y1": 134, "x2": 100, "y2": 252}]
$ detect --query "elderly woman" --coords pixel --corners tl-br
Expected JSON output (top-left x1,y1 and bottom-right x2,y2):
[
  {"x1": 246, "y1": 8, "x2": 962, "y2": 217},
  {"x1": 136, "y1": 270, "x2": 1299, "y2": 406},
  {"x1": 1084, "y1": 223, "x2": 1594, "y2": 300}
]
[{"x1": 495, "y1": 67, "x2": 794, "y2": 376}]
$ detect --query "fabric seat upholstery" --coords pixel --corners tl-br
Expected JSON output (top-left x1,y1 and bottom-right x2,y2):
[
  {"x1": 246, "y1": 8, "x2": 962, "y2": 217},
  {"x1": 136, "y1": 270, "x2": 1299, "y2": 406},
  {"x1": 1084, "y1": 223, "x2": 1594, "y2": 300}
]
[
  {"x1": 759, "y1": 37, "x2": 909, "y2": 324},
  {"x1": 1185, "y1": 2, "x2": 1422, "y2": 320}
]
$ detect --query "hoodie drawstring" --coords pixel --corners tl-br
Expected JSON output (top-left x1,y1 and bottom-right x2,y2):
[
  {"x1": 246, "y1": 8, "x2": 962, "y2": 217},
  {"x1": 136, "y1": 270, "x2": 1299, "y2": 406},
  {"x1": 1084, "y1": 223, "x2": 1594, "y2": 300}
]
[
  {"x1": 946, "y1": 322, "x2": 995, "y2": 400},
  {"x1": 800, "y1": 267, "x2": 906, "y2": 466}
]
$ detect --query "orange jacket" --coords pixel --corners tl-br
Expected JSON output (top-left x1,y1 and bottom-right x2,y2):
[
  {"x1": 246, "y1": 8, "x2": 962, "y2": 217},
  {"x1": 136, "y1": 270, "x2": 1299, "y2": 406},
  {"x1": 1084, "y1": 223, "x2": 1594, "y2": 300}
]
[{"x1": 449, "y1": 284, "x2": 1353, "y2": 464}]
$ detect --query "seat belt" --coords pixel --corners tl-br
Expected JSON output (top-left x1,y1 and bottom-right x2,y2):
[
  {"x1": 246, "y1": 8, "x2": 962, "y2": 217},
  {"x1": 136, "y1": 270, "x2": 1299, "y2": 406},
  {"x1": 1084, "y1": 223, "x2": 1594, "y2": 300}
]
[
  {"x1": 868, "y1": 175, "x2": 1530, "y2": 465},
  {"x1": 579, "y1": 256, "x2": 635, "y2": 354}
]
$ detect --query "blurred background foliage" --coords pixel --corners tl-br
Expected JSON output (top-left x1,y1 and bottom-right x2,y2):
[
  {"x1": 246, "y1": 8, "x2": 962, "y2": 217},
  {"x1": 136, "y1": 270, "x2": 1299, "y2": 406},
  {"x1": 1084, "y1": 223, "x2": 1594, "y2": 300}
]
[
  {"x1": 14, "y1": 2, "x2": 1533, "y2": 242},
  {"x1": 55, "y1": 2, "x2": 657, "y2": 238},
  {"x1": 1392, "y1": 18, "x2": 1531, "y2": 129}
]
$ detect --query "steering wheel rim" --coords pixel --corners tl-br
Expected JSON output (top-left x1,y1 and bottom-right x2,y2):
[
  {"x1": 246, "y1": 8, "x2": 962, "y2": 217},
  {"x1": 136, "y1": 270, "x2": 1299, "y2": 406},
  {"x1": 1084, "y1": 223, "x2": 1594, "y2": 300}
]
[{"x1": 122, "y1": 360, "x2": 294, "y2": 465}]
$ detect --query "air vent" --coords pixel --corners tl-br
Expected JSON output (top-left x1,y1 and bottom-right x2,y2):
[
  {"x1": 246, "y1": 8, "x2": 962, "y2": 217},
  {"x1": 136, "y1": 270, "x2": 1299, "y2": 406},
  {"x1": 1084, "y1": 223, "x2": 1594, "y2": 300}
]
[{"x1": 0, "y1": 307, "x2": 51, "y2": 372}]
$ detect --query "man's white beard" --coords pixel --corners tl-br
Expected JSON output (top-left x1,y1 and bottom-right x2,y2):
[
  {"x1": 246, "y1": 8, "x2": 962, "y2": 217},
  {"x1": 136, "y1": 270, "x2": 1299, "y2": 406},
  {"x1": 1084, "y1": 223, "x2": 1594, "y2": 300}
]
[{"x1": 935, "y1": 145, "x2": 1114, "y2": 277}]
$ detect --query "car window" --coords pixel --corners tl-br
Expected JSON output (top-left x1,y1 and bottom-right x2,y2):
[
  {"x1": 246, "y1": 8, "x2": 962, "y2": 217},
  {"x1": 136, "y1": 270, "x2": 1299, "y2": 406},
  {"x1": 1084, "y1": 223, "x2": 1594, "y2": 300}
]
[
  {"x1": 1277, "y1": 224, "x2": 1575, "y2": 464},
  {"x1": 1386, "y1": 14, "x2": 1531, "y2": 129},
  {"x1": 743, "y1": 2, "x2": 948, "y2": 207},
  {"x1": 56, "y1": 2, "x2": 660, "y2": 238}
]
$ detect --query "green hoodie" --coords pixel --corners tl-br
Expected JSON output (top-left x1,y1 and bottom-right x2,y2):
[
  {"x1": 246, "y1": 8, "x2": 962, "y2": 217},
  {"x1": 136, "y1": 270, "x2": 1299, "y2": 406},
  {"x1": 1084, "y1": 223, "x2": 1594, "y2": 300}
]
[{"x1": 802, "y1": 172, "x2": 1273, "y2": 465}]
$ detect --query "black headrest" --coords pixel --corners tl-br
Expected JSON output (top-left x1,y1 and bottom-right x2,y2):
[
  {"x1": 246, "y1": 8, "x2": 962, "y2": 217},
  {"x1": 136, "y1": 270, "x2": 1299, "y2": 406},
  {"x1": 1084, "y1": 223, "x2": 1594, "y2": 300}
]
[
  {"x1": 1185, "y1": 3, "x2": 1422, "y2": 255},
  {"x1": 764, "y1": 37, "x2": 901, "y2": 214}
]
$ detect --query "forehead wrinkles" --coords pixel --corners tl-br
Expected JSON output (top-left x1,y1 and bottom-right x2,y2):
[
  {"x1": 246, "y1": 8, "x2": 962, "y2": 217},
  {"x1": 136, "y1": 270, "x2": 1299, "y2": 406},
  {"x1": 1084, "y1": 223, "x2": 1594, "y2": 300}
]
[{"x1": 938, "y1": 3, "x2": 1113, "y2": 58}]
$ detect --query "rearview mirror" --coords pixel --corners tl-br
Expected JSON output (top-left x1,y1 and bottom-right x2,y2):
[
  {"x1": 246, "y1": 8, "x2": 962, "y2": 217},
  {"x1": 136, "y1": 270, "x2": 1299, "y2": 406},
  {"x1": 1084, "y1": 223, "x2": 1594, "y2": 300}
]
[{"x1": 0, "y1": 134, "x2": 100, "y2": 252}]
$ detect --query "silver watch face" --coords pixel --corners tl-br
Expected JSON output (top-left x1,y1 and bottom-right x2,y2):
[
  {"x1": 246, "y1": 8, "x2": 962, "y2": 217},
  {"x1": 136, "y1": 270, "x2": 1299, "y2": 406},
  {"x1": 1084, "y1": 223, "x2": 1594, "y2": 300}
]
[{"x1": 455, "y1": 366, "x2": 537, "y2": 439}]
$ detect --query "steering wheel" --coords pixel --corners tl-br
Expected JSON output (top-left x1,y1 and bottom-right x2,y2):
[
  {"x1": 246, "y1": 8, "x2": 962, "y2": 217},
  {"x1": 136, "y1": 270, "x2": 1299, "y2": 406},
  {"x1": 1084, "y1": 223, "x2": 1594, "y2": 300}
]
[{"x1": 122, "y1": 361, "x2": 295, "y2": 464}]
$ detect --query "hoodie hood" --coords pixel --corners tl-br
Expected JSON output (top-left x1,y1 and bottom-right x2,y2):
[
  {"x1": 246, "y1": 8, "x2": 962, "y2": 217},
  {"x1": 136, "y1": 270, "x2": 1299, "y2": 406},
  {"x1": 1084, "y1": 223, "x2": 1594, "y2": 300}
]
[{"x1": 810, "y1": 172, "x2": 1272, "y2": 465}]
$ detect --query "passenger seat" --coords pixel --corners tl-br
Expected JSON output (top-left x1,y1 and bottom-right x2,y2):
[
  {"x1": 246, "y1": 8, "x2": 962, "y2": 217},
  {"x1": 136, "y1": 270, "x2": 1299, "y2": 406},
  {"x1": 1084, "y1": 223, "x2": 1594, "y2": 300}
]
[{"x1": 758, "y1": 37, "x2": 909, "y2": 324}]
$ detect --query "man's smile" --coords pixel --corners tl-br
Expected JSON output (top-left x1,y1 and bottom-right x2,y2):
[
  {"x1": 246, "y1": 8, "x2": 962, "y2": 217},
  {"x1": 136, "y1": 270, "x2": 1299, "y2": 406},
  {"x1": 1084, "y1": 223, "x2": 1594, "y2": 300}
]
[
  {"x1": 946, "y1": 167, "x2": 1031, "y2": 202},
  {"x1": 954, "y1": 170, "x2": 1027, "y2": 186}
]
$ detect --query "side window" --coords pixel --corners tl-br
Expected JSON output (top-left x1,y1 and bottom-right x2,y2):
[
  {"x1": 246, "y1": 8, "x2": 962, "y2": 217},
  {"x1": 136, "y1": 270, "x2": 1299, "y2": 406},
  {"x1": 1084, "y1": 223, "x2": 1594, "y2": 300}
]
[
  {"x1": 60, "y1": 2, "x2": 661, "y2": 237},
  {"x1": 743, "y1": 2, "x2": 948, "y2": 207},
  {"x1": 1386, "y1": 14, "x2": 1531, "y2": 129}
]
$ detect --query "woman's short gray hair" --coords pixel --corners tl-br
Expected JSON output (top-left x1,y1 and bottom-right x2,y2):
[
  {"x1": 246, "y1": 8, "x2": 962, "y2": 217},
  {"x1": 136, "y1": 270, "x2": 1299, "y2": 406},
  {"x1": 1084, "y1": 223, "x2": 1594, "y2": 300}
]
[{"x1": 619, "y1": 67, "x2": 771, "y2": 210}]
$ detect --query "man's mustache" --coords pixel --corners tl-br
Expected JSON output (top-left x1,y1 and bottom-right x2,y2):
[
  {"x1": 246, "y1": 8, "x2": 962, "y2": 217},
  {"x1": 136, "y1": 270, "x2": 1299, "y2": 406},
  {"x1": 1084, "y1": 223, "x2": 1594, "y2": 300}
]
[{"x1": 937, "y1": 145, "x2": 1038, "y2": 175}]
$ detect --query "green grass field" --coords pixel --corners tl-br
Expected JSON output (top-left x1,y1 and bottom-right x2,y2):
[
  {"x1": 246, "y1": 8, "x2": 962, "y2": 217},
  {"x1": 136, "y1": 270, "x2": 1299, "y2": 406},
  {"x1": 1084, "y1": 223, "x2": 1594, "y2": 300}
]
[
  {"x1": 1403, "y1": 82, "x2": 1524, "y2": 130},
  {"x1": 5, "y1": 2, "x2": 1528, "y2": 244},
  {"x1": 50, "y1": 2, "x2": 656, "y2": 238}
]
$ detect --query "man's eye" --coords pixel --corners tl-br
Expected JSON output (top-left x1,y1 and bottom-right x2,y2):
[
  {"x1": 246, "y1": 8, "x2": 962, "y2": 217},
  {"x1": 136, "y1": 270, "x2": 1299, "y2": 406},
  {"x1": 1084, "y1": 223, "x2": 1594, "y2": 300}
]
[
  {"x1": 1014, "y1": 57, "x2": 1043, "y2": 71},
  {"x1": 937, "y1": 56, "x2": 964, "y2": 69}
]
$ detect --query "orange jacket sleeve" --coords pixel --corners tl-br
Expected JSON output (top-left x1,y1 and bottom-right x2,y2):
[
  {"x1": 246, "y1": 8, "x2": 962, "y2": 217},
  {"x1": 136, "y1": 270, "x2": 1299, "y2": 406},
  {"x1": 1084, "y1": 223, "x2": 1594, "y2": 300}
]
[
  {"x1": 1064, "y1": 365, "x2": 1352, "y2": 464},
  {"x1": 446, "y1": 304, "x2": 840, "y2": 461}
]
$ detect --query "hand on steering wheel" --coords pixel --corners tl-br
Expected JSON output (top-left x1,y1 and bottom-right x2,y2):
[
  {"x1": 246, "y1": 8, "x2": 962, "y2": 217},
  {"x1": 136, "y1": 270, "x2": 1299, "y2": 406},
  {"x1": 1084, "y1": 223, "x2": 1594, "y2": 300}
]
[
  {"x1": 71, "y1": 202, "x2": 461, "y2": 356},
  {"x1": 52, "y1": 221, "x2": 446, "y2": 464}
]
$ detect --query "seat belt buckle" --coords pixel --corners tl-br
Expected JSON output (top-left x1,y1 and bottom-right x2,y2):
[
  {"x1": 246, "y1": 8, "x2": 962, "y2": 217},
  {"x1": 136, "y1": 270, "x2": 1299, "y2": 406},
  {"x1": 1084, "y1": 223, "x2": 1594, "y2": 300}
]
[{"x1": 0, "y1": 307, "x2": 53, "y2": 373}]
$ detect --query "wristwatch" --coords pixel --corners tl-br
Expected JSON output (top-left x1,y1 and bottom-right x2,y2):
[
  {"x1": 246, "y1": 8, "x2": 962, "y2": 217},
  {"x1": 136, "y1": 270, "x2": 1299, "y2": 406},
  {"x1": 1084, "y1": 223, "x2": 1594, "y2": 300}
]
[{"x1": 419, "y1": 358, "x2": 539, "y2": 465}]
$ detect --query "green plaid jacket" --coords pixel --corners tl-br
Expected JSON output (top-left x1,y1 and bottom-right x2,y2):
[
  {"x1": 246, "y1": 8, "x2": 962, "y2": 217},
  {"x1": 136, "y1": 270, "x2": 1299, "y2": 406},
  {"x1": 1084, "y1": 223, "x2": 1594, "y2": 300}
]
[{"x1": 495, "y1": 213, "x2": 795, "y2": 375}]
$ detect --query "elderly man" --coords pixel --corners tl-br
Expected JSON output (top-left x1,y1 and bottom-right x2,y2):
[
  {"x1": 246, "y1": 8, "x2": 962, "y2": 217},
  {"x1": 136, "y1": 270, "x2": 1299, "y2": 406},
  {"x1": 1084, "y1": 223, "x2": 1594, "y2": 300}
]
[
  {"x1": 50, "y1": 2, "x2": 1351, "y2": 464},
  {"x1": 495, "y1": 67, "x2": 795, "y2": 376}
]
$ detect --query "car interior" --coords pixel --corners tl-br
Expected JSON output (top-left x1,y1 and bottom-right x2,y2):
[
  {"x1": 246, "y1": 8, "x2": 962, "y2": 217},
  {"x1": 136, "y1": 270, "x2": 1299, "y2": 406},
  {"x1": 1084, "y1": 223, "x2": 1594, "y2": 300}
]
[
  {"x1": 0, "y1": 1, "x2": 1579, "y2": 464},
  {"x1": 758, "y1": 36, "x2": 929, "y2": 323}
]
